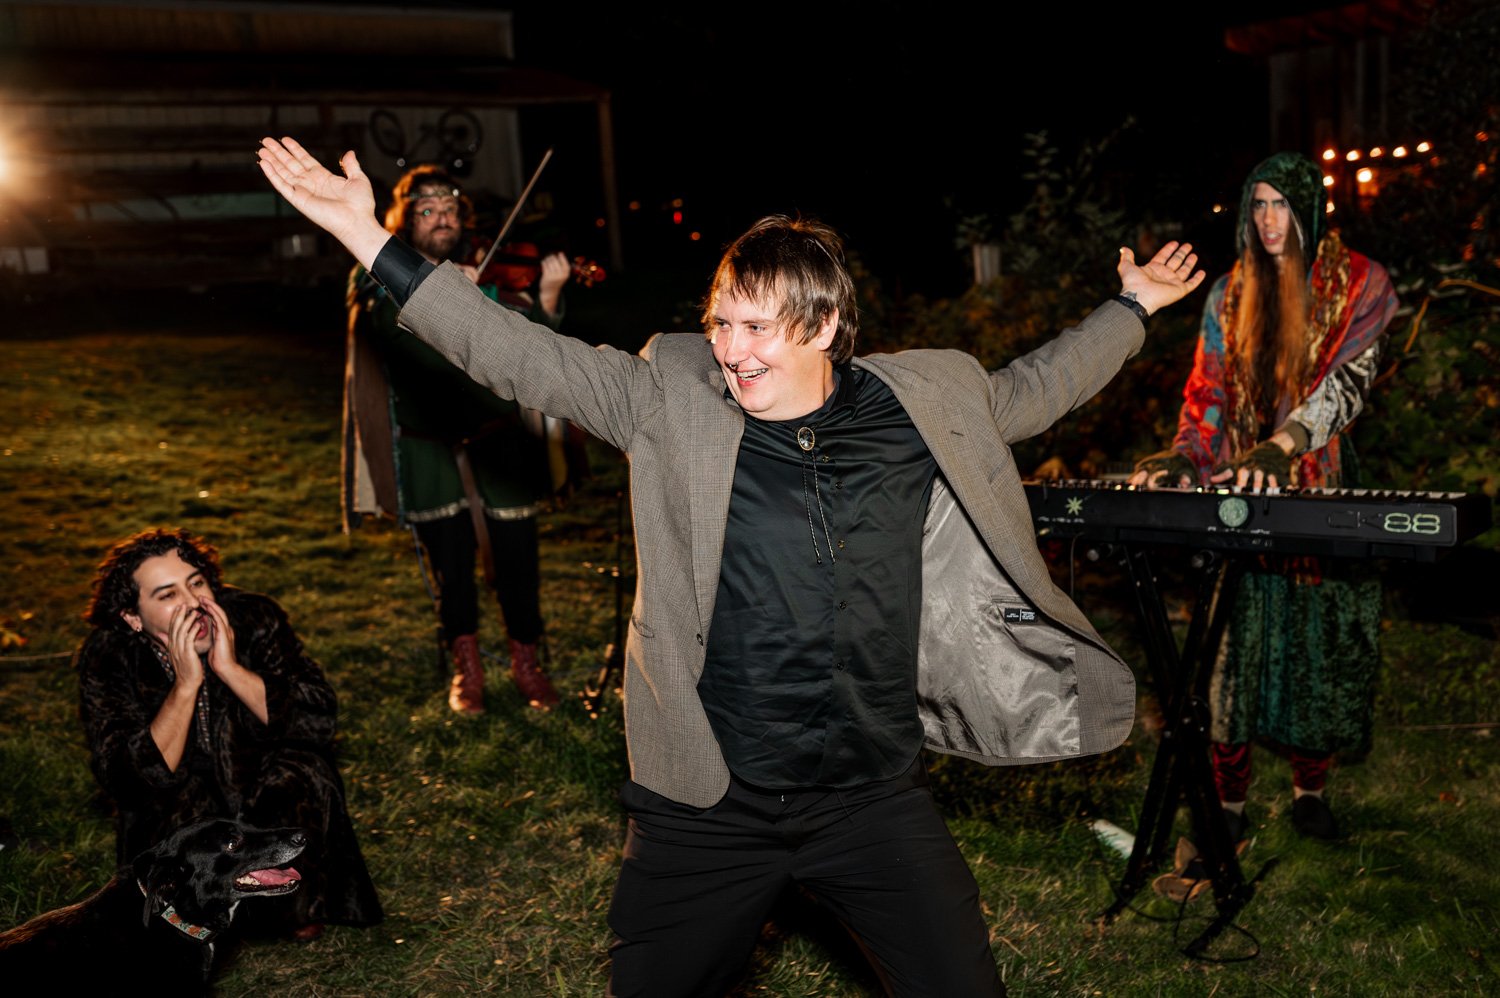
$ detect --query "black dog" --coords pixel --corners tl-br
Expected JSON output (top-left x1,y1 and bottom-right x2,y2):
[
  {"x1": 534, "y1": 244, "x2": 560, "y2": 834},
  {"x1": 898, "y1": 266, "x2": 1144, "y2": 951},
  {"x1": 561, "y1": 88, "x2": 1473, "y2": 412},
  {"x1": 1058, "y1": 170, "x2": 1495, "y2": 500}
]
[{"x1": 0, "y1": 817, "x2": 306, "y2": 992}]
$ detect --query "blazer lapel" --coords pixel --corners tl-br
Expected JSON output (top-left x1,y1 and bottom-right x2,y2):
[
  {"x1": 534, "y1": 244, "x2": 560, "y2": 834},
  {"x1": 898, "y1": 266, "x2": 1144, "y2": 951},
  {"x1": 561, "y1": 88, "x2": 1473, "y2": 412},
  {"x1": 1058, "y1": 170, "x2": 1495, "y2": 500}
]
[{"x1": 860, "y1": 356, "x2": 1044, "y2": 592}]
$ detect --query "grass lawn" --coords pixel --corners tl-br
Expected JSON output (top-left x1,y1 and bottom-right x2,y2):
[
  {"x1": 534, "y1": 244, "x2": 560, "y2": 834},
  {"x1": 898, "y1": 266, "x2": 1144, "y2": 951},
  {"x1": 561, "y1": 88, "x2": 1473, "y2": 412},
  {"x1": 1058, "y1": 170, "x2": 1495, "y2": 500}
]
[{"x1": 1, "y1": 298, "x2": 1496, "y2": 996}]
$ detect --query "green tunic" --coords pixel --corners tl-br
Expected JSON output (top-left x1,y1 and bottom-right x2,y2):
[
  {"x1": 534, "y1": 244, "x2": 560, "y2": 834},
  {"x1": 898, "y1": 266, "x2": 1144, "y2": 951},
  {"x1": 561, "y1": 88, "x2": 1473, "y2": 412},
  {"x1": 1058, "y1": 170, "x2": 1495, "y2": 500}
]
[{"x1": 347, "y1": 267, "x2": 554, "y2": 522}]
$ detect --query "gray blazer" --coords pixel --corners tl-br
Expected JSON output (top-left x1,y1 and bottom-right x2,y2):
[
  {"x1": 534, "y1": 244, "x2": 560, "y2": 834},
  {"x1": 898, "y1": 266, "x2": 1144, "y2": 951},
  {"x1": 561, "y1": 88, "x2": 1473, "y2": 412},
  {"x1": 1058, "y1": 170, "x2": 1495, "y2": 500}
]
[{"x1": 401, "y1": 263, "x2": 1143, "y2": 807}]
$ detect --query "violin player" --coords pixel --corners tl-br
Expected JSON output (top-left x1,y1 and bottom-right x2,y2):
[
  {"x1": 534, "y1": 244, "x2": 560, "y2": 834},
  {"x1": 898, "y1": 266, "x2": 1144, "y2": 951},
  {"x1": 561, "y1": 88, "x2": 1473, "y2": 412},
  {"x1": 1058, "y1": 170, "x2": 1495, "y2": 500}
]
[{"x1": 342, "y1": 164, "x2": 565, "y2": 713}]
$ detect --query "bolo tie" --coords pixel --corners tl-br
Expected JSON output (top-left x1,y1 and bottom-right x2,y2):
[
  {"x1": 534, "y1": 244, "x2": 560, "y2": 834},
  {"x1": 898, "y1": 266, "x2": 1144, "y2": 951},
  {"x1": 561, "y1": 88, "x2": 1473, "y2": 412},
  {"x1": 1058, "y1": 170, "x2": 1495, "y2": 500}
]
[{"x1": 797, "y1": 424, "x2": 837, "y2": 566}]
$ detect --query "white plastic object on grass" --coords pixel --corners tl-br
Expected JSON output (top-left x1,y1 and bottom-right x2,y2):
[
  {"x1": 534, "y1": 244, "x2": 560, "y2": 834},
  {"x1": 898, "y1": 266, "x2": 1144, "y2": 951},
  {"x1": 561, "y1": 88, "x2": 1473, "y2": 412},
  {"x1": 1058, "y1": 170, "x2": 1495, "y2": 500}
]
[{"x1": 1089, "y1": 819, "x2": 1136, "y2": 858}]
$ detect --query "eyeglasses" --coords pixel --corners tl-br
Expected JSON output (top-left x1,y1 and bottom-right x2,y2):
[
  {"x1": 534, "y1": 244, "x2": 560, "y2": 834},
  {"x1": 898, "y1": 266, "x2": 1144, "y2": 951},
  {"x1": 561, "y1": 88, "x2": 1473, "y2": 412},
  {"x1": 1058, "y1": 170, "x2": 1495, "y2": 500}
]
[{"x1": 418, "y1": 204, "x2": 460, "y2": 220}]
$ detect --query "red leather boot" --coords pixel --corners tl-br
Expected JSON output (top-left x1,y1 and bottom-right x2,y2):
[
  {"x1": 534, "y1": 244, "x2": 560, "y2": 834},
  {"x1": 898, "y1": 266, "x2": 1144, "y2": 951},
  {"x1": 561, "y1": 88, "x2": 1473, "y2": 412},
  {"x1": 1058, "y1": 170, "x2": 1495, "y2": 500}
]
[
  {"x1": 509, "y1": 639, "x2": 559, "y2": 710},
  {"x1": 448, "y1": 634, "x2": 485, "y2": 714}
]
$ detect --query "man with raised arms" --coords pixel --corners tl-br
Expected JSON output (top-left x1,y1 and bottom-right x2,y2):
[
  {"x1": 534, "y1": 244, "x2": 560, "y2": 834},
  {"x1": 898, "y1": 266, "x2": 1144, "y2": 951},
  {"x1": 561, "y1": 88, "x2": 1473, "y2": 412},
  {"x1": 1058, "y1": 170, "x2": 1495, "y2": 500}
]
[{"x1": 260, "y1": 136, "x2": 1202, "y2": 996}]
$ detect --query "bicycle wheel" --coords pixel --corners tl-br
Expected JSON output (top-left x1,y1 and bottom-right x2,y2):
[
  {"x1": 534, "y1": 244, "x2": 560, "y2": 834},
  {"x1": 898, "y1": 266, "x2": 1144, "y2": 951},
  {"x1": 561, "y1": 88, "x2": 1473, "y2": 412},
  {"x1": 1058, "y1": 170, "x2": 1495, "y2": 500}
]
[
  {"x1": 368, "y1": 109, "x2": 407, "y2": 160},
  {"x1": 436, "y1": 107, "x2": 484, "y2": 173}
]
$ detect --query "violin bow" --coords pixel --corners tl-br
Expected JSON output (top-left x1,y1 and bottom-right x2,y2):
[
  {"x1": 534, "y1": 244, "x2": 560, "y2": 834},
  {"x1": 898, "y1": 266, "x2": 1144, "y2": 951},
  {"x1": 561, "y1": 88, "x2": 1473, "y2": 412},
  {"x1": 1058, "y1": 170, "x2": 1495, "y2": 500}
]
[{"x1": 475, "y1": 146, "x2": 555, "y2": 276}]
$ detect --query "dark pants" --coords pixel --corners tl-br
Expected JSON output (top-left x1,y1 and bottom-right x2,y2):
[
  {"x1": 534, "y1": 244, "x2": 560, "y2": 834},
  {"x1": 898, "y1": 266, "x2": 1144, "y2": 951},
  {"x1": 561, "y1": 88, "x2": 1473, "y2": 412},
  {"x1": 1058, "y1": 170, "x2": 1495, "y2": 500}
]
[
  {"x1": 413, "y1": 513, "x2": 542, "y2": 643},
  {"x1": 607, "y1": 757, "x2": 1004, "y2": 997}
]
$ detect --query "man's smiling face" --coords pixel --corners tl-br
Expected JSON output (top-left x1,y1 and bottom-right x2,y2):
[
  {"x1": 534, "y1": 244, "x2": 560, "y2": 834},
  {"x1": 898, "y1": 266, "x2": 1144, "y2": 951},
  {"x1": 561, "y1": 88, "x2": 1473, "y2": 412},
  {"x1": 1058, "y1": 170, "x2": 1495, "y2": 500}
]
[{"x1": 709, "y1": 290, "x2": 837, "y2": 422}]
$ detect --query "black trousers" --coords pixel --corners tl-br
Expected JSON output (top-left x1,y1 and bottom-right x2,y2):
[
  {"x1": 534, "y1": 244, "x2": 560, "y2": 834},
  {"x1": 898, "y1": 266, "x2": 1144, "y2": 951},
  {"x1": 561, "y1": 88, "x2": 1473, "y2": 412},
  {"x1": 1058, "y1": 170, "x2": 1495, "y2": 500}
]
[
  {"x1": 412, "y1": 513, "x2": 542, "y2": 643},
  {"x1": 607, "y1": 756, "x2": 1004, "y2": 997}
]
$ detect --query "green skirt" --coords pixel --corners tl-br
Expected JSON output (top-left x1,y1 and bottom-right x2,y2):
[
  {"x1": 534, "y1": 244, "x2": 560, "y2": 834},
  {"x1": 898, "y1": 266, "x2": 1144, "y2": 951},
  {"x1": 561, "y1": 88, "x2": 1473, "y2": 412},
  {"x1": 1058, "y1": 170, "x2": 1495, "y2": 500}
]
[{"x1": 1208, "y1": 564, "x2": 1382, "y2": 754}]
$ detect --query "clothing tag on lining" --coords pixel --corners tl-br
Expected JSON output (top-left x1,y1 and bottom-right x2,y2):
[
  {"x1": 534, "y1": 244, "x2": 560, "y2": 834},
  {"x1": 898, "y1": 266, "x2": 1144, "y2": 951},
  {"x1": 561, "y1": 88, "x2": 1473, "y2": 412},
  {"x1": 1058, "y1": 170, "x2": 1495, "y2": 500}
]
[{"x1": 1003, "y1": 606, "x2": 1037, "y2": 624}]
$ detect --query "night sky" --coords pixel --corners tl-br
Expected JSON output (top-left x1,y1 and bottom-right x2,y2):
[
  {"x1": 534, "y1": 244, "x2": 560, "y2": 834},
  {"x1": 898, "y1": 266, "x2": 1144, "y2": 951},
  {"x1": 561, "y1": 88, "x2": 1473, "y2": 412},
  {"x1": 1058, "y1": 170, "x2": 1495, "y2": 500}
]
[{"x1": 496, "y1": 2, "x2": 1290, "y2": 294}]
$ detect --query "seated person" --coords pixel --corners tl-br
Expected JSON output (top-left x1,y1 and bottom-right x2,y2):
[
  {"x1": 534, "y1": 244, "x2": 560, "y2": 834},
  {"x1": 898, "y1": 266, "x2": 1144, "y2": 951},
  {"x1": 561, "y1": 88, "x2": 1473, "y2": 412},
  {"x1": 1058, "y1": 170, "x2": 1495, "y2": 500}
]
[{"x1": 76, "y1": 528, "x2": 383, "y2": 939}]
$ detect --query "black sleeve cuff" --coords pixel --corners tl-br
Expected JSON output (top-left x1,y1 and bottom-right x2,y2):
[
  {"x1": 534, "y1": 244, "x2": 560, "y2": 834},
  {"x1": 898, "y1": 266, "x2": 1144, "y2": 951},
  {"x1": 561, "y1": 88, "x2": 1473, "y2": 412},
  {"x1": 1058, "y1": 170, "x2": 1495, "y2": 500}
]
[{"x1": 370, "y1": 237, "x2": 437, "y2": 308}]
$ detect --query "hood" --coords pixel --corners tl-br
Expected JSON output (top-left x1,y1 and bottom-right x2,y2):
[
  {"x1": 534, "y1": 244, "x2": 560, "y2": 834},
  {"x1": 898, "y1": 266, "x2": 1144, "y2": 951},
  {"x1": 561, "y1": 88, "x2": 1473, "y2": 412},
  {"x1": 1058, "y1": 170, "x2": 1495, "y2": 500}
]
[{"x1": 1235, "y1": 151, "x2": 1328, "y2": 259}]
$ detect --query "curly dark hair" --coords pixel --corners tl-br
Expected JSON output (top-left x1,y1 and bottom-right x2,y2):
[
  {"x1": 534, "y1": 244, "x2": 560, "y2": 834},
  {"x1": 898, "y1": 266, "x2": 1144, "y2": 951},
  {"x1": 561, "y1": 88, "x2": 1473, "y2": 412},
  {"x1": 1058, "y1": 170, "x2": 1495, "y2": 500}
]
[{"x1": 85, "y1": 528, "x2": 224, "y2": 632}]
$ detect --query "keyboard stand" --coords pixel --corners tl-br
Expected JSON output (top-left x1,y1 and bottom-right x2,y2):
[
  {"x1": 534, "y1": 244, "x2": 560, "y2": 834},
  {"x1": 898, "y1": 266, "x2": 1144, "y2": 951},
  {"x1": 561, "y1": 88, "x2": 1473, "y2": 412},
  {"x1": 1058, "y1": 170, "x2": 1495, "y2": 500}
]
[{"x1": 1098, "y1": 545, "x2": 1266, "y2": 954}]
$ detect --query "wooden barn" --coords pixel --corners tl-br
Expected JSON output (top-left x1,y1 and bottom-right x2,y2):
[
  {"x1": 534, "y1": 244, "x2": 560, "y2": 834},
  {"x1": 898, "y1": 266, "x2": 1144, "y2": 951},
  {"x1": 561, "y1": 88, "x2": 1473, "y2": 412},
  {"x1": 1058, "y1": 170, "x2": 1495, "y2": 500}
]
[{"x1": 0, "y1": 0, "x2": 617, "y2": 293}]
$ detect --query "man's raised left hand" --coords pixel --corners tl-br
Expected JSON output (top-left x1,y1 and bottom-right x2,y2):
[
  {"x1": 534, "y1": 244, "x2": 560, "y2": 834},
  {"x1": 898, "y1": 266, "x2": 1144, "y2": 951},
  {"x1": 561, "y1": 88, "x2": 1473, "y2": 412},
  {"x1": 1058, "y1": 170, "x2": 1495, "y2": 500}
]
[{"x1": 1117, "y1": 241, "x2": 1206, "y2": 316}]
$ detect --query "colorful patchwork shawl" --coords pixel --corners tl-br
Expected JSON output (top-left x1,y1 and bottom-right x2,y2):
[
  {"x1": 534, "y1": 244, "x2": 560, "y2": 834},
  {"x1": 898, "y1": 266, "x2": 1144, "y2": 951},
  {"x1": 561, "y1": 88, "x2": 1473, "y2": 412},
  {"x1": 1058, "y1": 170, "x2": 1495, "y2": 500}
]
[{"x1": 1171, "y1": 231, "x2": 1397, "y2": 488}]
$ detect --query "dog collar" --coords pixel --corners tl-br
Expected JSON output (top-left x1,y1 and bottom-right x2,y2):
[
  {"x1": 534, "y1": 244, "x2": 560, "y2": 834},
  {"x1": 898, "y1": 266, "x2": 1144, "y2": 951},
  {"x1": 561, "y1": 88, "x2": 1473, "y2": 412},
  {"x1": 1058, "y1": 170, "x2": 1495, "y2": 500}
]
[{"x1": 138, "y1": 879, "x2": 215, "y2": 941}]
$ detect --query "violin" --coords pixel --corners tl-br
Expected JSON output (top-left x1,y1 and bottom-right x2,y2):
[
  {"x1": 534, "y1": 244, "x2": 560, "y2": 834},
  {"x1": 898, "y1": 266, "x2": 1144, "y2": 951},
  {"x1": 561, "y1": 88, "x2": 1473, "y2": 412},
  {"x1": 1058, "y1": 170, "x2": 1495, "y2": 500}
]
[
  {"x1": 465, "y1": 148, "x2": 605, "y2": 296},
  {"x1": 472, "y1": 239, "x2": 606, "y2": 292}
]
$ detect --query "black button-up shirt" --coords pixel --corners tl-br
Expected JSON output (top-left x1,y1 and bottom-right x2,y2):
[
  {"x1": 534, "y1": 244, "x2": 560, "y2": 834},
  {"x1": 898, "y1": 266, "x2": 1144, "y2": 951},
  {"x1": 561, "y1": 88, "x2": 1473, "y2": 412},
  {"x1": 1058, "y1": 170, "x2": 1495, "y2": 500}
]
[{"x1": 698, "y1": 366, "x2": 938, "y2": 789}]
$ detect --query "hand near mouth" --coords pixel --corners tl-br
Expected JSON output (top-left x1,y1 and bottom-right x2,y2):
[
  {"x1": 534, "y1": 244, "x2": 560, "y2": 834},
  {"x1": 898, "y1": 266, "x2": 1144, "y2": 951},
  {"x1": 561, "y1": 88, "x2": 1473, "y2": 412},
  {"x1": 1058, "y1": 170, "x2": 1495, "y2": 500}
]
[
  {"x1": 198, "y1": 597, "x2": 270, "y2": 724},
  {"x1": 198, "y1": 598, "x2": 240, "y2": 677},
  {"x1": 165, "y1": 604, "x2": 206, "y2": 690}
]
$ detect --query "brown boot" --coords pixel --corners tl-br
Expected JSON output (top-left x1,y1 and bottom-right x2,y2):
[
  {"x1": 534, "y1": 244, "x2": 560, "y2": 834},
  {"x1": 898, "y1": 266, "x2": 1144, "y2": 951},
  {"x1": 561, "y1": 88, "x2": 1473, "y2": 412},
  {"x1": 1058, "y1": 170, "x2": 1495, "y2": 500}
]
[
  {"x1": 510, "y1": 639, "x2": 559, "y2": 710},
  {"x1": 448, "y1": 634, "x2": 485, "y2": 714}
]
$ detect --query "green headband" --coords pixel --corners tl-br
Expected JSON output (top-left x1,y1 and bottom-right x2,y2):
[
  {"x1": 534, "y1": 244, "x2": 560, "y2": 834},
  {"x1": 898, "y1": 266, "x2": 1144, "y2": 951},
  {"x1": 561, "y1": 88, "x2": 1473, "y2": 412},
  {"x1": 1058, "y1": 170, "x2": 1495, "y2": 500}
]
[{"x1": 407, "y1": 184, "x2": 461, "y2": 201}]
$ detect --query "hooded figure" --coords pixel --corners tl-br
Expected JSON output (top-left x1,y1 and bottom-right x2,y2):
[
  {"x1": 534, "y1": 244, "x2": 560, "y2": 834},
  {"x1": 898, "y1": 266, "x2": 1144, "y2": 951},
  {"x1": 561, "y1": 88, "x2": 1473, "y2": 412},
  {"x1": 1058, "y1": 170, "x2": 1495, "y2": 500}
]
[{"x1": 1134, "y1": 151, "x2": 1400, "y2": 842}]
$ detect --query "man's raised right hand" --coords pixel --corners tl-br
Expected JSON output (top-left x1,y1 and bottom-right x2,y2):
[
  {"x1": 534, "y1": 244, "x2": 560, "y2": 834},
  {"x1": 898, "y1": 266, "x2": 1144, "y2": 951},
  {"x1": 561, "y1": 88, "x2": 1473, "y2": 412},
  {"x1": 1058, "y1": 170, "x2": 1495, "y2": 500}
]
[{"x1": 258, "y1": 137, "x2": 391, "y2": 269}]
